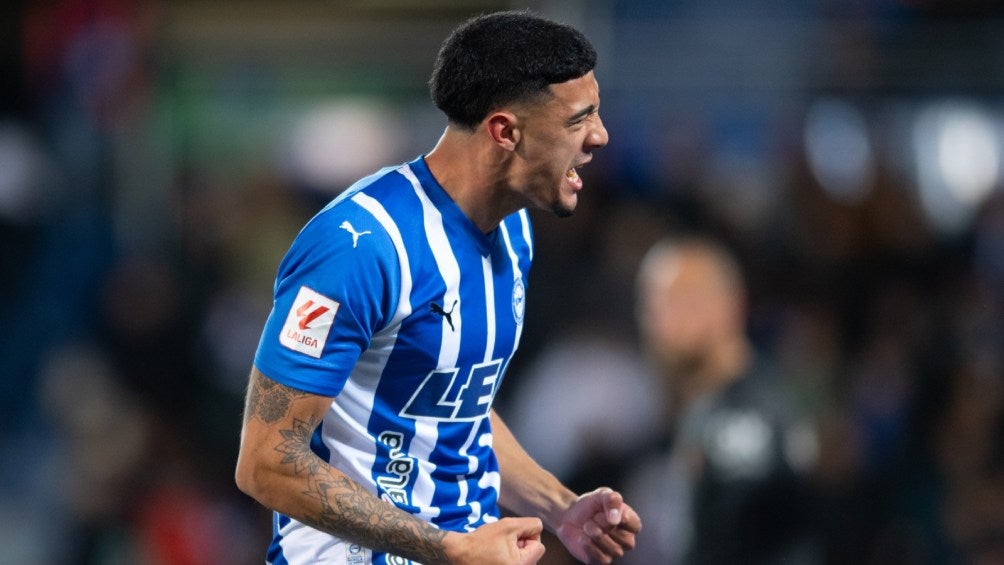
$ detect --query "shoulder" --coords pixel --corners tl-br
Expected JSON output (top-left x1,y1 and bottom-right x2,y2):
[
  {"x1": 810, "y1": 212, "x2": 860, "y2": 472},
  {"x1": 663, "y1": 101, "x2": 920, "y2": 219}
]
[
  {"x1": 275, "y1": 166, "x2": 420, "y2": 292},
  {"x1": 294, "y1": 165, "x2": 417, "y2": 249},
  {"x1": 699, "y1": 359, "x2": 816, "y2": 480},
  {"x1": 720, "y1": 357, "x2": 793, "y2": 422}
]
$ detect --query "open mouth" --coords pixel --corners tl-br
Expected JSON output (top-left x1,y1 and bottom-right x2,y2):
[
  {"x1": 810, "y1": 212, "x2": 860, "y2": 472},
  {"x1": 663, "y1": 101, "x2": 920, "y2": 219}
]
[{"x1": 565, "y1": 167, "x2": 583, "y2": 189}]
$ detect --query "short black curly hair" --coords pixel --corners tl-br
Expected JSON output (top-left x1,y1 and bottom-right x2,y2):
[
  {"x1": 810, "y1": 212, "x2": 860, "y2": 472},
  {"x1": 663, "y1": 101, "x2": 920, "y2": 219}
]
[{"x1": 429, "y1": 10, "x2": 597, "y2": 130}]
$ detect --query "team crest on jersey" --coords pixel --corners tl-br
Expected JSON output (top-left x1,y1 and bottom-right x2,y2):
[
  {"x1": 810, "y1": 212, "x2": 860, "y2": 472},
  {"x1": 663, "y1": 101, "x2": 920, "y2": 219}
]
[
  {"x1": 279, "y1": 286, "x2": 339, "y2": 358},
  {"x1": 512, "y1": 277, "x2": 525, "y2": 324},
  {"x1": 345, "y1": 543, "x2": 367, "y2": 564}
]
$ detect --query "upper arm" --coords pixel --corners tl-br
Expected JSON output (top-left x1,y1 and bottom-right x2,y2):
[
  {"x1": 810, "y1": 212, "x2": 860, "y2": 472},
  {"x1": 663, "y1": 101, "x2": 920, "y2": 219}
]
[
  {"x1": 253, "y1": 201, "x2": 400, "y2": 398},
  {"x1": 237, "y1": 366, "x2": 334, "y2": 482}
]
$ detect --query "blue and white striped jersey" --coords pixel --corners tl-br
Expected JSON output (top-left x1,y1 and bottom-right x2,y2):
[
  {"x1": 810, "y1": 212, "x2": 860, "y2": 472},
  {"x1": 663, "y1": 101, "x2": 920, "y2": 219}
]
[{"x1": 253, "y1": 156, "x2": 534, "y2": 565}]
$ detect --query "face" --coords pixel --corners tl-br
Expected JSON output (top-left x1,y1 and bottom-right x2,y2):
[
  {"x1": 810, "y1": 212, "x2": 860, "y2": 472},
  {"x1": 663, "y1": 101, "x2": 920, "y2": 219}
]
[
  {"x1": 512, "y1": 70, "x2": 609, "y2": 217},
  {"x1": 637, "y1": 250, "x2": 739, "y2": 371}
]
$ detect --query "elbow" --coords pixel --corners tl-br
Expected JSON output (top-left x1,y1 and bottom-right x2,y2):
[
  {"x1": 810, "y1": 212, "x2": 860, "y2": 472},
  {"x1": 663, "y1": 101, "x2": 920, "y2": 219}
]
[
  {"x1": 235, "y1": 452, "x2": 268, "y2": 503},
  {"x1": 235, "y1": 451, "x2": 292, "y2": 516}
]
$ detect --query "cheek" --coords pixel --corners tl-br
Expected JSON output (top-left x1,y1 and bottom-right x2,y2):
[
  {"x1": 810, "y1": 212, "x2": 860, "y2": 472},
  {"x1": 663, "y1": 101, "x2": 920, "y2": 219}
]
[
  {"x1": 644, "y1": 303, "x2": 710, "y2": 347},
  {"x1": 532, "y1": 133, "x2": 574, "y2": 161},
  {"x1": 521, "y1": 147, "x2": 559, "y2": 176}
]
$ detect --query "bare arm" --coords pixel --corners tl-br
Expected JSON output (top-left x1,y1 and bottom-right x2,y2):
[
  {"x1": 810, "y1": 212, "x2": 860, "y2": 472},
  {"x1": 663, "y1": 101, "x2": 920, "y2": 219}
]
[
  {"x1": 235, "y1": 366, "x2": 453, "y2": 563},
  {"x1": 236, "y1": 367, "x2": 547, "y2": 565},
  {"x1": 490, "y1": 409, "x2": 578, "y2": 530},
  {"x1": 491, "y1": 409, "x2": 642, "y2": 565}
]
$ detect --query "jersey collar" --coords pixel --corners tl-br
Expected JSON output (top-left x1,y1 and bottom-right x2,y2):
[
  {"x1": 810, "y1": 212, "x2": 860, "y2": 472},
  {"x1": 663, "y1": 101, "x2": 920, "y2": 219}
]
[{"x1": 411, "y1": 155, "x2": 496, "y2": 257}]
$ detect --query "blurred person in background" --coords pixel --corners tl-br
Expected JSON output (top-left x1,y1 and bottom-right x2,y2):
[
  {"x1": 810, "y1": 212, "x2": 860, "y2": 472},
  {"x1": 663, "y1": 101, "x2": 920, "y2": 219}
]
[
  {"x1": 38, "y1": 341, "x2": 262, "y2": 565},
  {"x1": 497, "y1": 195, "x2": 669, "y2": 565},
  {"x1": 235, "y1": 10, "x2": 640, "y2": 565},
  {"x1": 621, "y1": 236, "x2": 819, "y2": 565},
  {"x1": 502, "y1": 197, "x2": 669, "y2": 511}
]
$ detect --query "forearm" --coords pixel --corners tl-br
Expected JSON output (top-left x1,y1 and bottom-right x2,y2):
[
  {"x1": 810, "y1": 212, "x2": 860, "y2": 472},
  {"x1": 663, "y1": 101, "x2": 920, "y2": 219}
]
[
  {"x1": 236, "y1": 368, "x2": 455, "y2": 564},
  {"x1": 243, "y1": 428, "x2": 451, "y2": 563},
  {"x1": 490, "y1": 410, "x2": 578, "y2": 532}
]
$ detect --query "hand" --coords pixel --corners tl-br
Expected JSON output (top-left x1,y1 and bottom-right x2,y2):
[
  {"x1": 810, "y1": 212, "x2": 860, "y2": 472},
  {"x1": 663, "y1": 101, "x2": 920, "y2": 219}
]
[
  {"x1": 445, "y1": 517, "x2": 546, "y2": 564},
  {"x1": 555, "y1": 487, "x2": 641, "y2": 564}
]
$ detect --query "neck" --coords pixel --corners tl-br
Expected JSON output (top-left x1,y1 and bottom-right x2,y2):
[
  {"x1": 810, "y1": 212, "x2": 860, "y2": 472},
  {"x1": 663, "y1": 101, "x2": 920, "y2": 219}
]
[
  {"x1": 424, "y1": 127, "x2": 522, "y2": 233},
  {"x1": 667, "y1": 336, "x2": 753, "y2": 419}
]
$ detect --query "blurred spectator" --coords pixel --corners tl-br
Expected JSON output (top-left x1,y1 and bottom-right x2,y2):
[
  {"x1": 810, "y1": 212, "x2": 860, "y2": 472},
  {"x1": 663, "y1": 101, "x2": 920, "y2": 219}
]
[
  {"x1": 500, "y1": 196, "x2": 667, "y2": 565},
  {"x1": 36, "y1": 339, "x2": 267, "y2": 565},
  {"x1": 621, "y1": 236, "x2": 819, "y2": 565},
  {"x1": 504, "y1": 197, "x2": 669, "y2": 491},
  {"x1": 505, "y1": 325, "x2": 662, "y2": 490}
]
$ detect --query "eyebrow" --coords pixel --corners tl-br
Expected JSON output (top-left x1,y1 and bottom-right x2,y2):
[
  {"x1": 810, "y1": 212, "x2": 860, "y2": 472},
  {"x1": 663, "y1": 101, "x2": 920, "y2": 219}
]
[{"x1": 566, "y1": 104, "x2": 596, "y2": 124}]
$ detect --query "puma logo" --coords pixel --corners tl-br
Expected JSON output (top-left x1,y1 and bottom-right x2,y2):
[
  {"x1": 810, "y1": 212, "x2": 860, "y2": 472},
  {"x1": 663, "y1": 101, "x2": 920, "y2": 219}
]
[
  {"x1": 340, "y1": 221, "x2": 371, "y2": 248},
  {"x1": 430, "y1": 300, "x2": 458, "y2": 332}
]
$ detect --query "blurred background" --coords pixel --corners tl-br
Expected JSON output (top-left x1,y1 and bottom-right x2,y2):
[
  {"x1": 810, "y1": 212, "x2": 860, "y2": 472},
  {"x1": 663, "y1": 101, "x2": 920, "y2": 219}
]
[{"x1": 1, "y1": 0, "x2": 1003, "y2": 563}]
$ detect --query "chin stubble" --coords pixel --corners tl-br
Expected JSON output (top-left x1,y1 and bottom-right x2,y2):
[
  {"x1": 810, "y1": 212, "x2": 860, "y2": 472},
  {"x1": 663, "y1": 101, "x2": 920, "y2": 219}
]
[{"x1": 551, "y1": 202, "x2": 575, "y2": 218}]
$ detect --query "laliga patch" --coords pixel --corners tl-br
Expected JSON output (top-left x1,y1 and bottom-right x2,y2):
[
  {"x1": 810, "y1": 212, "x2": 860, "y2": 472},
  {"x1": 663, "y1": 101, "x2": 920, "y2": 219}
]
[{"x1": 279, "y1": 286, "x2": 339, "y2": 358}]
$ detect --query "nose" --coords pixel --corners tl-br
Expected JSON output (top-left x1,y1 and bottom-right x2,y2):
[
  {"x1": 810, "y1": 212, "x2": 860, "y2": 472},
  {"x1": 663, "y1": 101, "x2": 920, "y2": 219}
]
[{"x1": 587, "y1": 114, "x2": 609, "y2": 150}]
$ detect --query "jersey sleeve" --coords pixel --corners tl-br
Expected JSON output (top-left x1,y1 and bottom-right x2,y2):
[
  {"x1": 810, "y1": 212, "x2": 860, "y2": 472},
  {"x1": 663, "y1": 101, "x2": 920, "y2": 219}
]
[{"x1": 253, "y1": 200, "x2": 400, "y2": 397}]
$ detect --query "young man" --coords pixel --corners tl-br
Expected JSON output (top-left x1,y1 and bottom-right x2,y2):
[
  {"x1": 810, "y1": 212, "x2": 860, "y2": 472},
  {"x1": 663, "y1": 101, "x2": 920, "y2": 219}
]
[{"x1": 235, "y1": 10, "x2": 641, "y2": 565}]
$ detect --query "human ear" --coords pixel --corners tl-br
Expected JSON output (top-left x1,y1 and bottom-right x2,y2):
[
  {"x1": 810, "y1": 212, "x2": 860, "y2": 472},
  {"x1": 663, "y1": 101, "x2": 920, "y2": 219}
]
[{"x1": 486, "y1": 111, "x2": 520, "y2": 151}]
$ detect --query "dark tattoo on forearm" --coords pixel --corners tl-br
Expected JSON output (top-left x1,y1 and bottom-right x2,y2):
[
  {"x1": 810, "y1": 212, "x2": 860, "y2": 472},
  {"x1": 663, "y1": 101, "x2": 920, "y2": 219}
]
[
  {"x1": 244, "y1": 371, "x2": 450, "y2": 563},
  {"x1": 244, "y1": 370, "x2": 311, "y2": 424},
  {"x1": 275, "y1": 413, "x2": 450, "y2": 563}
]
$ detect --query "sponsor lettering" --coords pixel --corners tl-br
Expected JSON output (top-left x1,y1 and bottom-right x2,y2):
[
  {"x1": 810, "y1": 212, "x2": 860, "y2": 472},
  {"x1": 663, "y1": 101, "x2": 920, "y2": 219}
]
[
  {"x1": 376, "y1": 431, "x2": 414, "y2": 507},
  {"x1": 399, "y1": 360, "x2": 503, "y2": 421}
]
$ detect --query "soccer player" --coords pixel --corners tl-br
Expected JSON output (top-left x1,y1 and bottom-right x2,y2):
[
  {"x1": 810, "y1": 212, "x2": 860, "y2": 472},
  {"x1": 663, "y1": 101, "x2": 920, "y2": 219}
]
[{"x1": 235, "y1": 10, "x2": 641, "y2": 565}]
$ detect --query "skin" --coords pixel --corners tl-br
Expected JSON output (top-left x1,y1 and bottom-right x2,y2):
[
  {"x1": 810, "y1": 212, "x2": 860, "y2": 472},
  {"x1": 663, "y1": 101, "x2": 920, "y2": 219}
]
[
  {"x1": 236, "y1": 70, "x2": 639, "y2": 565},
  {"x1": 424, "y1": 70, "x2": 608, "y2": 233},
  {"x1": 636, "y1": 241, "x2": 752, "y2": 416}
]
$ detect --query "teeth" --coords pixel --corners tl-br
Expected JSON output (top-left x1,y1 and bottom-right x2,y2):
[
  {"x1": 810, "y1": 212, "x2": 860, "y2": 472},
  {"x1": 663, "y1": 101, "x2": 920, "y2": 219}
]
[{"x1": 566, "y1": 168, "x2": 580, "y2": 180}]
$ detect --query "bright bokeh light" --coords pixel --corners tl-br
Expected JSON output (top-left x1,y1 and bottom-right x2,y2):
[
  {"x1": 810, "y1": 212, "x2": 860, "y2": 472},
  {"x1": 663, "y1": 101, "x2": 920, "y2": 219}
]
[
  {"x1": 914, "y1": 101, "x2": 1001, "y2": 235},
  {"x1": 938, "y1": 109, "x2": 1000, "y2": 204},
  {"x1": 281, "y1": 100, "x2": 404, "y2": 193},
  {"x1": 803, "y1": 98, "x2": 875, "y2": 205}
]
